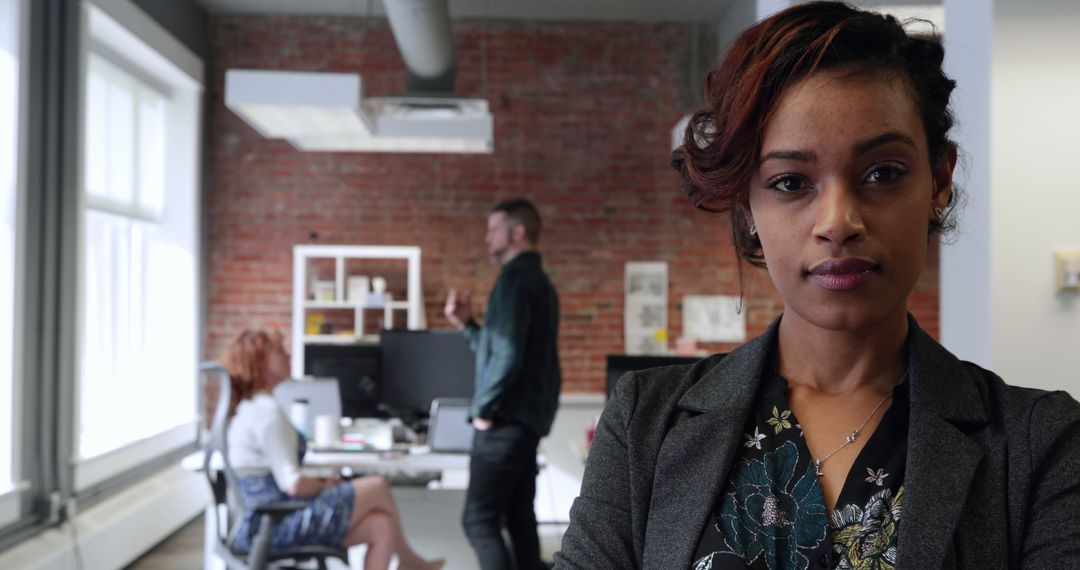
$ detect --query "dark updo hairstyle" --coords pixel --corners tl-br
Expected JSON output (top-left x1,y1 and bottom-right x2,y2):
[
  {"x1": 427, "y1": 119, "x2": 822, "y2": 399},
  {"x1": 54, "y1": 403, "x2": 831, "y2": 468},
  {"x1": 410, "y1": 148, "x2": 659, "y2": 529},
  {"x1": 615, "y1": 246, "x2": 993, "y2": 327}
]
[{"x1": 672, "y1": 1, "x2": 959, "y2": 269}]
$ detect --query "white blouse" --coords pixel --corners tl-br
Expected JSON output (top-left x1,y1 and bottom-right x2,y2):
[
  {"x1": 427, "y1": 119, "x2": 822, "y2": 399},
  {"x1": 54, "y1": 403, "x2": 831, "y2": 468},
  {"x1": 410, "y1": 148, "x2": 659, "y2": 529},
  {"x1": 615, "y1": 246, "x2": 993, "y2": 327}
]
[{"x1": 227, "y1": 393, "x2": 303, "y2": 492}]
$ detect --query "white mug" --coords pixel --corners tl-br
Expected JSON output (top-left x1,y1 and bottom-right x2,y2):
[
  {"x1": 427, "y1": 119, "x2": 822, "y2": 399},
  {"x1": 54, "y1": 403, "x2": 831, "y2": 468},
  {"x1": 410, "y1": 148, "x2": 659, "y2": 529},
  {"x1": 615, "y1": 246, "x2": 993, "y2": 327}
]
[
  {"x1": 313, "y1": 414, "x2": 342, "y2": 448},
  {"x1": 347, "y1": 275, "x2": 370, "y2": 304},
  {"x1": 289, "y1": 399, "x2": 310, "y2": 439}
]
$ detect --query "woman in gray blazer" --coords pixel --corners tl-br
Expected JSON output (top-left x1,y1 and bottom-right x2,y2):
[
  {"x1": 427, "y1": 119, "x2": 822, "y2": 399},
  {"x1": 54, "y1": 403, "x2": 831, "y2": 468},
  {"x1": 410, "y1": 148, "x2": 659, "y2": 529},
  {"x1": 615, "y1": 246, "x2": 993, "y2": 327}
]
[{"x1": 556, "y1": 3, "x2": 1080, "y2": 569}]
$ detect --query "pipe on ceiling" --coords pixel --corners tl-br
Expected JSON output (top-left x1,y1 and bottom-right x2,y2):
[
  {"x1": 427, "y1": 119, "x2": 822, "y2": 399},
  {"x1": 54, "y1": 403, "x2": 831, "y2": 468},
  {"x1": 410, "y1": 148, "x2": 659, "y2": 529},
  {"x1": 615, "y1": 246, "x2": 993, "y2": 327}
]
[{"x1": 382, "y1": 0, "x2": 457, "y2": 94}]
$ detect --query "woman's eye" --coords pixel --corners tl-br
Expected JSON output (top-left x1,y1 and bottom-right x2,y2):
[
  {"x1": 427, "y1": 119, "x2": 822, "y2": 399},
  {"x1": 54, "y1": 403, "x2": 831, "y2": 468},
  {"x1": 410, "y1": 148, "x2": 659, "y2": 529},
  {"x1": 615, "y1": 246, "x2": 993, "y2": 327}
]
[
  {"x1": 865, "y1": 165, "x2": 905, "y2": 184},
  {"x1": 768, "y1": 175, "x2": 806, "y2": 193}
]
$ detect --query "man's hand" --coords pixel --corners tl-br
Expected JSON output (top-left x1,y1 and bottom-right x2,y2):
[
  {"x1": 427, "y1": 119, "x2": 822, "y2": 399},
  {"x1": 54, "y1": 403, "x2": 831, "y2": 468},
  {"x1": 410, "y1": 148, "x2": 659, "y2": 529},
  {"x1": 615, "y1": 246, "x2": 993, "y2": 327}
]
[
  {"x1": 472, "y1": 417, "x2": 493, "y2": 431},
  {"x1": 444, "y1": 288, "x2": 474, "y2": 329}
]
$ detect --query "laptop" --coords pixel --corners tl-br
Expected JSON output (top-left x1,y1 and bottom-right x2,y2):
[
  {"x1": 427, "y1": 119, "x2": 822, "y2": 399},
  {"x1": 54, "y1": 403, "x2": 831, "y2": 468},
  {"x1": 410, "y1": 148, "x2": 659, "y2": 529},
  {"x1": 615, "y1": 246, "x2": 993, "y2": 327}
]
[
  {"x1": 273, "y1": 378, "x2": 343, "y2": 420},
  {"x1": 427, "y1": 398, "x2": 474, "y2": 453}
]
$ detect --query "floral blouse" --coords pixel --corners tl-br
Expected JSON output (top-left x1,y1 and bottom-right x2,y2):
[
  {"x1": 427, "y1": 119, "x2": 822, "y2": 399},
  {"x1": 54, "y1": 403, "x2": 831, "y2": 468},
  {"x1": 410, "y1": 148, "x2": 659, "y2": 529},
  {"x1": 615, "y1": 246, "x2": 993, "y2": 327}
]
[{"x1": 692, "y1": 370, "x2": 910, "y2": 570}]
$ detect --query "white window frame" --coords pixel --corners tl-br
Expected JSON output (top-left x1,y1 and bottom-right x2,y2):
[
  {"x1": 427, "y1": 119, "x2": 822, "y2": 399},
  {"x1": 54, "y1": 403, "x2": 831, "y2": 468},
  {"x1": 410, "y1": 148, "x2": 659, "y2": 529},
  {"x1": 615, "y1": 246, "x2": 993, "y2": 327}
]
[
  {"x1": 73, "y1": 0, "x2": 203, "y2": 492},
  {"x1": 83, "y1": 50, "x2": 169, "y2": 221},
  {"x1": 0, "y1": 0, "x2": 28, "y2": 528}
]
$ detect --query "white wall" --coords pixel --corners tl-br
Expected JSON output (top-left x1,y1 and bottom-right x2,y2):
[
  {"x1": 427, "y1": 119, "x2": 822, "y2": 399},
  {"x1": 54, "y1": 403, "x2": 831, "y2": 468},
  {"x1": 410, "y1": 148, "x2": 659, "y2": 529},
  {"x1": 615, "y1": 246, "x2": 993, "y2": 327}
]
[
  {"x1": 715, "y1": 0, "x2": 756, "y2": 56},
  {"x1": 755, "y1": 0, "x2": 794, "y2": 21},
  {"x1": 942, "y1": 0, "x2": 1080, "y2": 396},
  {"x1": 989, "y1": 0, "x2": 1080, "y2": 395},
  {"x1": 941, "y1": 0, "x2": 993, "y2": 369}
]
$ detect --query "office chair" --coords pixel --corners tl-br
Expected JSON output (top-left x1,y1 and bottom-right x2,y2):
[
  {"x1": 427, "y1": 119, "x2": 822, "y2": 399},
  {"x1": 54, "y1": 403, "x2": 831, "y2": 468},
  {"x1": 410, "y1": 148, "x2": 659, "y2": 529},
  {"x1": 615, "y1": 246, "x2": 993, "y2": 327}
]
[{"x1": 201, "y1": 362, "x2": 349, "y2": 569}]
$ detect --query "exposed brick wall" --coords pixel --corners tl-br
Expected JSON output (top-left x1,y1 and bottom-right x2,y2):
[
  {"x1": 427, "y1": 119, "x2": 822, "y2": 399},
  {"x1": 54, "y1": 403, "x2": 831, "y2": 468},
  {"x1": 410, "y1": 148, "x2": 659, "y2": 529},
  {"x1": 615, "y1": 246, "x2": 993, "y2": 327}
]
[{"x1": 204, "y1": 16, "x2": 940, "y2": 393}]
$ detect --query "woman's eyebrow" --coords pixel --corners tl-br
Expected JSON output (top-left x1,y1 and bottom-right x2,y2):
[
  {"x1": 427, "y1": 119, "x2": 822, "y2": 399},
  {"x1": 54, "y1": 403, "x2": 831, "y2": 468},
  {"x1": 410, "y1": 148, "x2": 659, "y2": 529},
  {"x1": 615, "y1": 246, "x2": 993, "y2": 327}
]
[
  {"x1": 853, "y1": 131, "x2": 917, "y2": 155},
  {"x1": 760, "y1": 149, "x2": 817, "y2": 163},
  {"x1": 759, "y1": 131, "x2": 917, "y2": 164}
]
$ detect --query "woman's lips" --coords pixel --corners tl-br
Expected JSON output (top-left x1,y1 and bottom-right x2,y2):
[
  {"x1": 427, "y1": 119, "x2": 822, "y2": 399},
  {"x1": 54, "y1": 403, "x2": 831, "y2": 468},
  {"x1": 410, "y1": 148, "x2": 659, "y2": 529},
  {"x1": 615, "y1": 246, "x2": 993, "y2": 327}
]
[{"x1": 807, "y1": 258, "x2": 878, "y2": 291}]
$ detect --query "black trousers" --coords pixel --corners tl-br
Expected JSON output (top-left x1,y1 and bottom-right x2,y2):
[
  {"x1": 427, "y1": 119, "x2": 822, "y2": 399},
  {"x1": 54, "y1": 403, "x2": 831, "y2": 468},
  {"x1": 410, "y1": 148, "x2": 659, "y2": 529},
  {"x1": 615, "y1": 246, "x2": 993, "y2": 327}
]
[{"x1": 462, "y1": 420, "x2": 543, "y2": 570}]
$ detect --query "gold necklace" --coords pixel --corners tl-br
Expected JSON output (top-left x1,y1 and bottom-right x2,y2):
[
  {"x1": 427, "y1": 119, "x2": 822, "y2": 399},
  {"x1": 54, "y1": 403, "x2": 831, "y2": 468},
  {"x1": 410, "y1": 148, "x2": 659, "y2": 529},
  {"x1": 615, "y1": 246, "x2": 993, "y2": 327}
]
[{"x1": 810, "y1": 370, "x2": 908, "y2": 478}]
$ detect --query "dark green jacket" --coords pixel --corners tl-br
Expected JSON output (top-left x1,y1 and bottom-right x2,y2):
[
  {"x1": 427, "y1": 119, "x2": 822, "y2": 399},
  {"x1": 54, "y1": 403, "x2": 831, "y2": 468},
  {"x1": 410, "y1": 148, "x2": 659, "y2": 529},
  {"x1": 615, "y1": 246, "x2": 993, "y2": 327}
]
[{"x1": 464, "y1": 251, "x2": 561, "y2": 437}]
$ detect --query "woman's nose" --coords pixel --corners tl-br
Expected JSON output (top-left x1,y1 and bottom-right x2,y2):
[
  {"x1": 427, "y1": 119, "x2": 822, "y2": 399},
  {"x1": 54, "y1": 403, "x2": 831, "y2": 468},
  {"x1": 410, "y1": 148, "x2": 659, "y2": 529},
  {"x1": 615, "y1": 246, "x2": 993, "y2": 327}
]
[{"x1": 812, "y1": 183, "x2": 866, "y2": 247}]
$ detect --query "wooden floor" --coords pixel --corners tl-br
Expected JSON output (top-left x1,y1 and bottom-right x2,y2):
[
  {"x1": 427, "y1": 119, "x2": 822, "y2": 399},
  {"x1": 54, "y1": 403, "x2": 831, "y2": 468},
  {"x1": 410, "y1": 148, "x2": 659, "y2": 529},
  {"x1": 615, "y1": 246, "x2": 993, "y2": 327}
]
[{"x1": 124, "y1": 513, "x2": 205, "y2": 569}]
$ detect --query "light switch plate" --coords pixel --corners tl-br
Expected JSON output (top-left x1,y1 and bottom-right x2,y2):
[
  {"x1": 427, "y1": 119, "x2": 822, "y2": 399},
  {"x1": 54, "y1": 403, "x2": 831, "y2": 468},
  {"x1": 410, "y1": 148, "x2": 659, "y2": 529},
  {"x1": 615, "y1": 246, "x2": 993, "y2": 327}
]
[{"x1": 1055, "y1": 250, "x2": 1080, "y2": 292}]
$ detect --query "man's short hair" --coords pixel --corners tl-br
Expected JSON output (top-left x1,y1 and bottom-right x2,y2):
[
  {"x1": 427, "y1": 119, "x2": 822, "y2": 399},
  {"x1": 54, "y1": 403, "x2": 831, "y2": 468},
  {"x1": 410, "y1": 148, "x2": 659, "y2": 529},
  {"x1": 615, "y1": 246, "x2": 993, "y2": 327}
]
[{"x1": 491, "y1": 199, "x2": 541, "y2": 244}]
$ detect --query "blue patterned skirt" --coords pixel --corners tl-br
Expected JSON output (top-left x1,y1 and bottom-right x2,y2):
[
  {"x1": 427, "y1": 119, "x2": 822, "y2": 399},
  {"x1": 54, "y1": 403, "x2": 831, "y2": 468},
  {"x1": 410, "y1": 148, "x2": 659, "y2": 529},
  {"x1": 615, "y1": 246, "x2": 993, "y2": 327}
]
[{"x1": 232, "y1": 474, "x2": 355, "y2": 553}]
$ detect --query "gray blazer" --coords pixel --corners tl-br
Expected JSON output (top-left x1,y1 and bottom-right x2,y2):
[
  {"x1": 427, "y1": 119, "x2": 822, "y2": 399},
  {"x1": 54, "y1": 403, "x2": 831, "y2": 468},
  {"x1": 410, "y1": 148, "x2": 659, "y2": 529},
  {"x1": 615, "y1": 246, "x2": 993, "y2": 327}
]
[{"x1": 555, "y1": 317, "x2": 1080, "y2": 569}]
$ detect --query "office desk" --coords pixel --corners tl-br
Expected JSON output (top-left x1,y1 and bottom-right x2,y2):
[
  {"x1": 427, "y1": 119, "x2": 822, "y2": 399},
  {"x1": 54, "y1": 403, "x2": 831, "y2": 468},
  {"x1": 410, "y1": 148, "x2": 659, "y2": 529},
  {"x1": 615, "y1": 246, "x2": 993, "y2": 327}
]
[
  {"x1": 305, "y1": 447, "x2": 470, "y2": 473},
  {"x1": 305, "y1": 447, "x2": 472, "y2": 491}
]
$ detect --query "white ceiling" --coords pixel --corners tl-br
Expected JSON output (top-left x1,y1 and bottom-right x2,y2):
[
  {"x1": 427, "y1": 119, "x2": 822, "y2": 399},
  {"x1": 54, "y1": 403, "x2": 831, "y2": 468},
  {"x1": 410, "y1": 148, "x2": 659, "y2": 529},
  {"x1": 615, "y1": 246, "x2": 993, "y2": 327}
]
[{"x1": 196, "y1": 0, "x2": 737, "y2": 23}]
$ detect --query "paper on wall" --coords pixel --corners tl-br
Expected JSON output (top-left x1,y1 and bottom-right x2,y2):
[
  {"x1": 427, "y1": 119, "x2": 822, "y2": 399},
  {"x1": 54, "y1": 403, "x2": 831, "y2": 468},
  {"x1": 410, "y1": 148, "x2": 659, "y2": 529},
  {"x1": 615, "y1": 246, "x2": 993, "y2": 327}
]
[
  {"x1": 624, "y1": 262, "x2": 668, "y2": 355},
  {"x1": 682, "y1": 295, "x2": 746, "y2": 343}
]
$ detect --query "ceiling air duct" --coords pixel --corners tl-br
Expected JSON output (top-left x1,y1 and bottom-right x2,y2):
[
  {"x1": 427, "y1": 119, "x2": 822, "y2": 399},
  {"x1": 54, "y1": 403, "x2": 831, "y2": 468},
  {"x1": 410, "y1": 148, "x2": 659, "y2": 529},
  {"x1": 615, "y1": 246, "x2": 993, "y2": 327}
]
[
  {"x1": 384, "y1": 0, "x2": 456, "y2": 93},
  {"x1": 224, "y1": 0, "x2": 493, "y2": 154}
]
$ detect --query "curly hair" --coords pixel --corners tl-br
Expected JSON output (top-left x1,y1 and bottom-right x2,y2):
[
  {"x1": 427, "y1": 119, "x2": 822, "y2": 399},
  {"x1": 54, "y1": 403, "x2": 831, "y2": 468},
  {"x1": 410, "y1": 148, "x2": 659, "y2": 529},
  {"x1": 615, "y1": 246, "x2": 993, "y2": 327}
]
[
  {"x1": 220, "y1": 329, "x2": 284, "y2": 417},
  {"x1": 672, "y1": 1, "x2": 959, "y2": 268}
]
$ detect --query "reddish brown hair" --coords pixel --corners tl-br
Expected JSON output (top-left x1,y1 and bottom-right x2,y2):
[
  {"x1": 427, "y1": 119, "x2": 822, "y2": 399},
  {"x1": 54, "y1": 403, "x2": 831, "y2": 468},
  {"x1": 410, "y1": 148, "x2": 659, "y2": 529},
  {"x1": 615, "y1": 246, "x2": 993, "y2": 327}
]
[
  {"x1": 220, "y1": 329, "x2": 284, "y2": 417},
  {"x1": 672, "y1": 1, "x2": 959, "y2": 268}
]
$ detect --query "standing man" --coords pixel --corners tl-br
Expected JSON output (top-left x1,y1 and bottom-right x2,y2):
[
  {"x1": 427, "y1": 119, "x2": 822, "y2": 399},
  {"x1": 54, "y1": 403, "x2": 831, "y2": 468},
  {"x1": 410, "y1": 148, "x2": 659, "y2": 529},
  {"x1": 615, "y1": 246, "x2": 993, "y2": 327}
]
[{"x1": 444, "y1": 199, "x2": 561, "y2": 570}]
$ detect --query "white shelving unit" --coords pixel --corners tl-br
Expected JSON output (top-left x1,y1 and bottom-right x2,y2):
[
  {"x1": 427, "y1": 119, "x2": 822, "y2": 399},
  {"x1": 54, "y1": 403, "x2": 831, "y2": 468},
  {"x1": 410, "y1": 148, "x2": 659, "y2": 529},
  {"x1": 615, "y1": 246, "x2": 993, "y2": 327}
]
[{"x1": 291, "y1": 245, "x2": 425, "y2": 377}]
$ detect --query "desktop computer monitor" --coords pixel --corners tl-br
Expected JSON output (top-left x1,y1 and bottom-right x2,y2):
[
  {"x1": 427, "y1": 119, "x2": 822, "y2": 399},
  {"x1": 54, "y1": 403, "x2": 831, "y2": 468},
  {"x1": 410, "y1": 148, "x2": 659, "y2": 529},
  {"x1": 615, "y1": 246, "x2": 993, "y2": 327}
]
[
  {"x1": 606, "y1": 354, "x2": 701, "y2": 398},
  {"x1": 304, "y1": 343, "x2": 381, "y2": 417},
  {"x1": 379, "y1": 329, "x2": 475, "y2": 417}
]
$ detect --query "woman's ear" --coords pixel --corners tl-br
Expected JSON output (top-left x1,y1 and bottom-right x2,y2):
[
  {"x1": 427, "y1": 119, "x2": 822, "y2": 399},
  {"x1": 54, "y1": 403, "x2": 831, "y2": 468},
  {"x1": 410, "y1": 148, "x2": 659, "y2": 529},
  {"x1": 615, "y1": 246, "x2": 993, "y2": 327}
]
[{"x1": 931, "y1": 145, "x2": 958, "y2": 213}]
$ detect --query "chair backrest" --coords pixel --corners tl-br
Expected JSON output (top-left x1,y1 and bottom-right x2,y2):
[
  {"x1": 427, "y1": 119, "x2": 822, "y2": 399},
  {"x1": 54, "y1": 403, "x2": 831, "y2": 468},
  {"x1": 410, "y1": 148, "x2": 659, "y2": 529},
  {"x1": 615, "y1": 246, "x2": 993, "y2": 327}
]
[{"x1": 201, "y1": 362, "x2": 246, "y2": 548}]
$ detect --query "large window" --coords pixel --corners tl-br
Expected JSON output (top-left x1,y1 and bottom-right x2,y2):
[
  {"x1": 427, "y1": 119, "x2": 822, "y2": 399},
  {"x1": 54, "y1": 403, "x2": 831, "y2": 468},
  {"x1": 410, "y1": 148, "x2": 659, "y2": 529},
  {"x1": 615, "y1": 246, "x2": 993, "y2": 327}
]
[
  {"x1": 0, "y1": 0, "x2": 206, "y2": 552},
  {"x1": 0, "y1": 0, "x2": 23, "y2": 499},
  {"x1": 80, "y1": 54, "x2": 176, "y2": 459},
  {"x1": 76, "y1": 4, "x2": 201, "y2": 488}
]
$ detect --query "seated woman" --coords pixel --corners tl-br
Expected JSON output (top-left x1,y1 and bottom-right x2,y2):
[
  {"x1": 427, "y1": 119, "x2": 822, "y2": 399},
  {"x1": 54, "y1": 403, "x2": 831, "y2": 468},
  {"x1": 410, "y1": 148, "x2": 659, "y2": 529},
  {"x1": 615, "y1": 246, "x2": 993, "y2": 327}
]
[
  {"x1": 556, "y1": 2, "x2": 1080, "y2": 569},
  {"x1": 223, "y1": 329, "x2": 443, "y2": 570}
]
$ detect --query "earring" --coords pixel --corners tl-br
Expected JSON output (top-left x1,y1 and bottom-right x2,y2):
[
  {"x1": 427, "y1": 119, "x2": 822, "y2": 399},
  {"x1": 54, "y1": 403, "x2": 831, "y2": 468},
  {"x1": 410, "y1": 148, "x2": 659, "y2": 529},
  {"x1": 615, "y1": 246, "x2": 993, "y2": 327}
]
[
  {"x1": 749, "y1": 224, "x2": 757, "y2": 236},
  {"x1": 933, "y1": 207, "x2": 944, "y2": 220}
]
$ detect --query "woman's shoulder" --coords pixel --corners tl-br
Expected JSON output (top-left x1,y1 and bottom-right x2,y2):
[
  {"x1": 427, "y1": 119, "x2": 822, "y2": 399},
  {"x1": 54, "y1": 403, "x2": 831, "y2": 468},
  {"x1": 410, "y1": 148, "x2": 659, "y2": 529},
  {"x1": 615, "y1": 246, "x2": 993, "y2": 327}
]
[
  {"x1": 607, "y1": 354, "x2": 730, "y2": 418},
  {"x1": 908, "y1": 319, "x2": 1080, "y2": 435},
  {"x1": 615, "y1": 353, "x2": 724, "y2": 387},
  {"x1": 954, "y1": 359, "x2": 1080, "y2": 435},
  {"x1": 236, "y1": 392, "x2": 279, "y2": 411},
  {"x1": 233, "y1": 393, "x2": 285, "y2": 425},
  {"x1": 250, "y1": 392, "x2": 281, "y2": 408}
]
